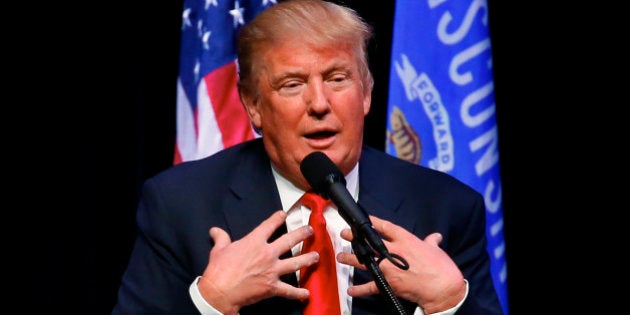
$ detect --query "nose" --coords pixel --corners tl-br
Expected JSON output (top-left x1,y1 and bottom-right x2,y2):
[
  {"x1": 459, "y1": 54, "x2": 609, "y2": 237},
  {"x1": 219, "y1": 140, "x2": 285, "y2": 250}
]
[{"x1": 304, "y1": 80, "x2": 330, "y2": 115}]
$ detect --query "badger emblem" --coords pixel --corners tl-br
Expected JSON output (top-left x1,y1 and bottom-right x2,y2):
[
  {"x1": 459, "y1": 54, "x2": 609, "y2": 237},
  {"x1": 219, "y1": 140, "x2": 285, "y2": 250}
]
[{"x1": 387, "y1": 106, "x2": 421, "y2": 165}]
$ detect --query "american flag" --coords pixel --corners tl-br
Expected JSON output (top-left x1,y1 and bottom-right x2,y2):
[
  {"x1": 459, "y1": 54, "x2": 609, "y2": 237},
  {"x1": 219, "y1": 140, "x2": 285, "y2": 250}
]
[{"x1": 174, "y1": 0, "x2": 276, "y2": 164}]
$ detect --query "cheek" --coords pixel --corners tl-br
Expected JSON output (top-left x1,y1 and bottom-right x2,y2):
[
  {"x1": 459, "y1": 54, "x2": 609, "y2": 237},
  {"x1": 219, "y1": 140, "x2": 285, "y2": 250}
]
[
  {"x1": 342, "y1": 94, "x2": 370, "y2": 119},
  {"x1": 261, "y1": 103, "x2": 302, "y2": 127}
]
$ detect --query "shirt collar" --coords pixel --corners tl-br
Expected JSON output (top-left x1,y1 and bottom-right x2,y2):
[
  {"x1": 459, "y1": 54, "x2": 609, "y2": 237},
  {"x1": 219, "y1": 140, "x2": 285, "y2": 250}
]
[{"x1": 272, "y1": 162, "x2": 359, "y2": 212}]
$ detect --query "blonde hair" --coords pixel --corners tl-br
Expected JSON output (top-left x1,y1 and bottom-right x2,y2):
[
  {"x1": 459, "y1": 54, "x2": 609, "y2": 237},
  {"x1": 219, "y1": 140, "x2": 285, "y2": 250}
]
[{"x1": 237, "y1": 0, "x2": 374, "y2": 100}]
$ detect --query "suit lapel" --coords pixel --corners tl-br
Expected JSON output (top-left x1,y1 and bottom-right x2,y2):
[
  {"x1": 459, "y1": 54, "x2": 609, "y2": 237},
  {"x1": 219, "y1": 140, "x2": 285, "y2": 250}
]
[
  {"x1": 220, "y1": 143, "x2": 297, "y2": 286},
  {"x1": 221, "y1": 144, "x2": 282, "y2": 240},
  {"x1": 351, "y1": 148, "x2": 420, "y2": 314},
  {"x1": 357, "y1": 148, "x2": 414, "y2": 232}
]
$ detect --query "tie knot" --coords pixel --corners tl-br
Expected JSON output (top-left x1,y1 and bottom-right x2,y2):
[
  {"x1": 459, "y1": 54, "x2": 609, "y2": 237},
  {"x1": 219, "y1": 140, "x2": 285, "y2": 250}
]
[{"x1": 300, "y1": 191, "x2": 329, "y2": 215}]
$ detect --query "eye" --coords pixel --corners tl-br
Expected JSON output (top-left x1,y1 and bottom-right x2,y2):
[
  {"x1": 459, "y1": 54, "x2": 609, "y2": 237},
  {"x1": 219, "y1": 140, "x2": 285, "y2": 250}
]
[
  {"x1": 326, "y1": 72, "x2": 352, "y2": 89},
  {"x1": 278, "y1": 80, "x2": 304, "y2": 95},
  {"x1": 330, "y1": 74, "x2": 347, "y2": 83},
  {"x1": 283, "y1": 81, "x2": 302, "y2": 89}
]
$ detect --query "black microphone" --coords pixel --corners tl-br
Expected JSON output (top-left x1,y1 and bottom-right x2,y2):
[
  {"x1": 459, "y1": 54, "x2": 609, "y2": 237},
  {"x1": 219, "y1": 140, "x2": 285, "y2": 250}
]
[{"x1": 300, "y1": 151, "x2": 389, "y2": 257}]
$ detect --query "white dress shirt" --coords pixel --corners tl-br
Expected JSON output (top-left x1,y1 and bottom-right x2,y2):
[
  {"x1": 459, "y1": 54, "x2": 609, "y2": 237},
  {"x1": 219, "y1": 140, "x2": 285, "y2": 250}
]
[{"x1": 189, "y1": 162, "x2": 466, "y2": 314}]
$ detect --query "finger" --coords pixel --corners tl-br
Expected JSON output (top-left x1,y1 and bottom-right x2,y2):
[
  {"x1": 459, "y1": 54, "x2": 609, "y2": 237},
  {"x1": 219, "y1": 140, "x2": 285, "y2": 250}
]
[
  {"x1": 347, "y1": 281, "x2": 380, "y2": 297},
  {"x1": 340, "y1": 228, "x2": 354, "y2": 242},
  {"x1": 273, "y1": 282, "x2": 310, "y2": 301},
  {"x1": 209, "y1": 227, "x2": 231, "y2": 249},
  {"x1": 271, "y1": 225, "x2": 313, "y2": 255},
  {"x1": 424, "y1": 232, "x2": 443, "y2": 247},
  {"x1": 336, "y1": 252, "x2": 367, "y2": 270},
  {"x1": 368, "y1": 215, "x2": 401, "y2": 240},
  {"x1": 251, "y1": 210, "x2": 288, "y2": 239},
  {"x1": 276, "y1": 251, "x2": 319, "y2": 275}
]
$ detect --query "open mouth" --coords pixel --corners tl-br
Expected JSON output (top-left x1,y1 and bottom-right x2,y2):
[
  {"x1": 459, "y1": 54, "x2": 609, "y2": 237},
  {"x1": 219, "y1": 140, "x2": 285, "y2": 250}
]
[{"x1": 306, "y1": 130, "x2": 336, "y2": 139}]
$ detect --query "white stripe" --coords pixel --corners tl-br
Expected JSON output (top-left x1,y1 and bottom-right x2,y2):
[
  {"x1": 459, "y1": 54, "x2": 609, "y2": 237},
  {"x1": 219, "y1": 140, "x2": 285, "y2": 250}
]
[
  {"x1": 176, "y1": 78, "x2": 198, "y2": 162},
  {"x1": 195, "y1": 79, "x2": 224, "y2": 160}
]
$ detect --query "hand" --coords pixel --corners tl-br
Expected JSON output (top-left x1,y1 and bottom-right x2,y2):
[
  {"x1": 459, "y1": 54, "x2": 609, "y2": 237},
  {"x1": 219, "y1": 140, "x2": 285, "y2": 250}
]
[
  {"x1": 197, "y1": 210, "x2": 319, "y2": 315},
  {"x1": 336, "y1": 215, "x2": 467, "y2": 314}
]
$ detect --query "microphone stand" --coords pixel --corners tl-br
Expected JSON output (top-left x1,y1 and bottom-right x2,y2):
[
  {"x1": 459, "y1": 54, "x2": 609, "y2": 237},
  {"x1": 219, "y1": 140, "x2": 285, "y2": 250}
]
[{"x1": 351, "y1": 232, "x2": 408, "y2": 315}]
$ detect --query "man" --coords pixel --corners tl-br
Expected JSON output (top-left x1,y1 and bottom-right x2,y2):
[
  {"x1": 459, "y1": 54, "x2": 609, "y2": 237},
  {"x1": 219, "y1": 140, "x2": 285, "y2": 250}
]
[{"x1": 112, "y1": 0, "x2": 503, "y2": 314}]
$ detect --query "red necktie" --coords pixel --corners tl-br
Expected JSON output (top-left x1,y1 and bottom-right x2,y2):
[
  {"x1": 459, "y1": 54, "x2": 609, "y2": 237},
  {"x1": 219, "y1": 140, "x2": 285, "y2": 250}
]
[{"x1": 299, "y1": 191, "x2": 342, "y2": 315}]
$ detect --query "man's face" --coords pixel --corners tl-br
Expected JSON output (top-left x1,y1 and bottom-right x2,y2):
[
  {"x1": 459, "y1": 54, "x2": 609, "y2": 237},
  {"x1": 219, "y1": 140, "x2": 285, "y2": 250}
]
[{"x1": 242, "y1": 41, "x2": 371, "y2": 189}]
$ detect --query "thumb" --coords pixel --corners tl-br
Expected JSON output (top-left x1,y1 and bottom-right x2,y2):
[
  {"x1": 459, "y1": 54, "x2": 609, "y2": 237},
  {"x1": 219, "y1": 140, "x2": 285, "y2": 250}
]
[
  {"x1": 424, "y1": 232, "x2": 443, "y2": 247},
  {"x1": 209, "y1": 227, "x2": 232, "y2": 249}
]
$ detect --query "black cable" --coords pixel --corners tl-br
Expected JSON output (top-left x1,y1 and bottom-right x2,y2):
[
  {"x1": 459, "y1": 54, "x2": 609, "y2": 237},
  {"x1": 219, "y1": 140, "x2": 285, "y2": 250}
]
[
  {"x1": 352, "y1": 237, "x2": 409, "y2": 315},
  {"x1": 377, "y1": 252, "x2": 409, "y2": 270}
]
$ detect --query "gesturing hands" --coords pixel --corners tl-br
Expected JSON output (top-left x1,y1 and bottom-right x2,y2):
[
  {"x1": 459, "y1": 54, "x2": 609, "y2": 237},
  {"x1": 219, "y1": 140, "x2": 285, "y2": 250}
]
[{"x1": 196, "y1": 211, "x2": 467, "y2": 315}]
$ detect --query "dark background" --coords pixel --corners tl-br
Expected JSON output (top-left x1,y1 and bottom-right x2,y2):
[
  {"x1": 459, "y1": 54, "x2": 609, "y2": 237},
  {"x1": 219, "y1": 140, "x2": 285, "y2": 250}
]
[{"x1": 49, "y1": 0, "x2": 604, "y2": 314}]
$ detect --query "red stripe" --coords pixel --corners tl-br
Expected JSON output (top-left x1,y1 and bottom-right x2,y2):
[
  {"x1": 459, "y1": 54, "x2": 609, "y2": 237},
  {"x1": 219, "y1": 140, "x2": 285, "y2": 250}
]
[
  {"x1": 173, "y1": 143, "x2": 183, "y2": 165},
  {"x1": 204, "y1": 62, "x2": 255, "y2": 149}
]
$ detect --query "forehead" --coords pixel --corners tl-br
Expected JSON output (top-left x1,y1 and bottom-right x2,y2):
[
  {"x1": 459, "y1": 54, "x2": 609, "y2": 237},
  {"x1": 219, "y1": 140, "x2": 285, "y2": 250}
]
[{"x1": 259, "y1": 41, "x2": 355, "y2": 71}]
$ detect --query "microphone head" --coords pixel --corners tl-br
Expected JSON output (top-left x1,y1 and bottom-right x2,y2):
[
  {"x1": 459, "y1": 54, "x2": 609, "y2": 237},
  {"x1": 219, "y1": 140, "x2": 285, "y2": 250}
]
[{"x1": 300, "y1": 151, "x2": 346, "y2": 197}]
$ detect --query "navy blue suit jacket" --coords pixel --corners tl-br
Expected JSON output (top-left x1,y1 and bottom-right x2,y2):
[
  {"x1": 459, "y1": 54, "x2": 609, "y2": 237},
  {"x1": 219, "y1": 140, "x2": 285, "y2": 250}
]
[{"x1": 112, "y1": 138, "x2": 502, "y2": 314}]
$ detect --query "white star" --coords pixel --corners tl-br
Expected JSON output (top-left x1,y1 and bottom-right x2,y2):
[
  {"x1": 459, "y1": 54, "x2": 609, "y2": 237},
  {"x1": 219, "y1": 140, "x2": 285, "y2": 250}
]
[
  {"x1": 194, "y1": 60, "x2": 201, "y2": 81},
  {"x1": 182, "y1": 8, "x2": 193, "y2": 30},
  {"x1": 262, "y1": 0, "x2": 276, "y2": 5},
  {"x1": 202, "y1": 31, "x2": 211, "y2": 50},
  {"x1": 229, "y1": 1, "x2": 245, "y2": 28},
  {"x1": 205, "y1": 0, "x2": 218, "y2": 10},
  {"x1": 197, "y1": 20, "x2": 204, "y2": 38}
]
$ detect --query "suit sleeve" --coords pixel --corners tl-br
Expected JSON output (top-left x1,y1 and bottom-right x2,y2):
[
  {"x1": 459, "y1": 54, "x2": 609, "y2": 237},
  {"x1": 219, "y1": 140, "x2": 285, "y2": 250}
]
[
  {"x1": 111, "y1": 178, "x2": 201, "y2": 315},
  {"x1": 446, "y1": 192, "x2": 503, "y2": 315}
]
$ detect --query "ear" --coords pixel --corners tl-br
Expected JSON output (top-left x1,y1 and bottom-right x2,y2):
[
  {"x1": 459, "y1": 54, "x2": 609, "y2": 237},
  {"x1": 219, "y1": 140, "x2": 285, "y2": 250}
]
[
  {"x1": 363, "y1": 92, "x2": 372, "y2": 116},
  {"x1": 240, "y1": 92, "x2": 262, "y2": 130}
]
